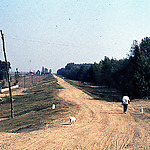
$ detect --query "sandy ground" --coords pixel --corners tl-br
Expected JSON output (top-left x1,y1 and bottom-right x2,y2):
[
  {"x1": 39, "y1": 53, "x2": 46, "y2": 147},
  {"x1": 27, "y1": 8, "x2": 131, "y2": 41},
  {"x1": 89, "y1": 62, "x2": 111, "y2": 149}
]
[{"x1": 0, "y1": 75, "x2": 149, "y2": 150}]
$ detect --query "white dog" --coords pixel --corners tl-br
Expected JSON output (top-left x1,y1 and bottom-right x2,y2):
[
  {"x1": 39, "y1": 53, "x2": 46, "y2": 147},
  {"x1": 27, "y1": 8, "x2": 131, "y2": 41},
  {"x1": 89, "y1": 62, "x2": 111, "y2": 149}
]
[{"x1": 69, "y1": 116, "x2": 76, "y2": 124}]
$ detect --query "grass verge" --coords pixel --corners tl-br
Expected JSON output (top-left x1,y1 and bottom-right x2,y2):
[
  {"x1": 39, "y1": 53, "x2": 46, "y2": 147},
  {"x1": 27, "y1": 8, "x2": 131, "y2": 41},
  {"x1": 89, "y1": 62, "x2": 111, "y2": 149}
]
[
  {"x1": 0, "y1": 75, "x2": 78, "y2": 132},
  {"x1": 60, "y1": 76, "x2": 123, "y2": 102}
]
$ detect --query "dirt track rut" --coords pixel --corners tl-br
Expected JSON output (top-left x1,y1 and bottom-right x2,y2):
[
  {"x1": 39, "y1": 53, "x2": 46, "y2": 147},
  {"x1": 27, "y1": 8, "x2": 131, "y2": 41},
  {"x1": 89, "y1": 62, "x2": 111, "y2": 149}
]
[{"x1": 0, "y1": 75, "x2": 149, "y2": 149}]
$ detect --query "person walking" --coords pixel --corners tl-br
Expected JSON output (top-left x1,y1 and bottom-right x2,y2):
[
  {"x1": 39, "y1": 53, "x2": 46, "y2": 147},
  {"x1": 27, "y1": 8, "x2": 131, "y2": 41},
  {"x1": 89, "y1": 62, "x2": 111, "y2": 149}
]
[{"x1": 122, "y1": 95, "x2": 130, "y2": 114}]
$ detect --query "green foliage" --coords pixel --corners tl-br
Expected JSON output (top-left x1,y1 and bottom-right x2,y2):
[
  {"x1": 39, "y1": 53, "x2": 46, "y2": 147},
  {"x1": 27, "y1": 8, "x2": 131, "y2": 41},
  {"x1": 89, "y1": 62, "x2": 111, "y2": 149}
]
[
  {"x1": 57, "y1": 37, "x2": 150, "y2": 99},
  {"x1": 129, "y1": 38, "x2": 150, "y2": 98},
  {"x1": 57, "y1": 63, "x2": 91, "y2": 82},
  {"x1": 89, "y1": 62, "x2": 102, "y2": 84},
  {"x1": 15, "y1": 68, "x2": 19, "y2": 84}
]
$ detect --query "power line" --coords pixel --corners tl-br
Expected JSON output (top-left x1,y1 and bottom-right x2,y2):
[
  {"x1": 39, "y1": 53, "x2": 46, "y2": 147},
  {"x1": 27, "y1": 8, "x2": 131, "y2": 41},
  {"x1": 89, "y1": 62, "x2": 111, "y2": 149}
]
[
  {"x1": 5, "y1": 36, "x2": 99, "y2": 49},
  {"x1": 6, "y1": 36, "x2": 79, "y2": 47}
]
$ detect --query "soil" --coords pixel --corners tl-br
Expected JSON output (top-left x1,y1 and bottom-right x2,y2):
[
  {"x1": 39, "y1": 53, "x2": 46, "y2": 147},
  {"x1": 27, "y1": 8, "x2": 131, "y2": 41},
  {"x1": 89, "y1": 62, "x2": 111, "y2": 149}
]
[{"x1": 0, "y1": 75, "x2": 149, "y2": 150}]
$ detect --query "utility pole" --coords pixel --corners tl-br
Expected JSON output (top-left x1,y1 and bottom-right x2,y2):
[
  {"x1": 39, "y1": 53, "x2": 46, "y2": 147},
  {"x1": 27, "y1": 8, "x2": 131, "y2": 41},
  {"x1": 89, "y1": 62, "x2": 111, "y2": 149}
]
[
  {"x1": 0, "y1": 30, "x2": 14, "y2": 118},
  {"x1": 32, "y1": 74, "x2": 33, "y2": 85},
  {"x1": 24, "y1": 74, "x2": 26, "y2": 89}
]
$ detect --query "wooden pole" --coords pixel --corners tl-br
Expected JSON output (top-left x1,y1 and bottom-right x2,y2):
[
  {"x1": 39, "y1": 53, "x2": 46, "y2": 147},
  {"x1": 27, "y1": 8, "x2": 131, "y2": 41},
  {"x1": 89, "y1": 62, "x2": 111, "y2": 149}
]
[
  {"x1": 0, "y1": 30, "x2": 14, "y2": 118},
  {"x1": 24, "y1": 74, "x2": 26, "y2": 89},
  {"x1": 32, "y1": 75, "x2": 33, "y2": 85}
]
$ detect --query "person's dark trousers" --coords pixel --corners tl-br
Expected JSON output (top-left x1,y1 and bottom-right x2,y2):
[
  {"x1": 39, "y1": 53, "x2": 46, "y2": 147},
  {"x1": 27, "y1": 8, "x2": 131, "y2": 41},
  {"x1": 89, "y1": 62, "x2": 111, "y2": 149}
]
[{"x1": 123, "y1": 104, "x2": 128, "y2": 113}]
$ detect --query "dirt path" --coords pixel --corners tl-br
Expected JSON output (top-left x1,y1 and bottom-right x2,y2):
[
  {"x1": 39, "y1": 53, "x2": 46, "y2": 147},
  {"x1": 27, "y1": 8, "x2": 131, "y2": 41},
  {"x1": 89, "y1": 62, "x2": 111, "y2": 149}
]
[{"x1": 0, "y1": 76, "x2": 149, "y2": 149}]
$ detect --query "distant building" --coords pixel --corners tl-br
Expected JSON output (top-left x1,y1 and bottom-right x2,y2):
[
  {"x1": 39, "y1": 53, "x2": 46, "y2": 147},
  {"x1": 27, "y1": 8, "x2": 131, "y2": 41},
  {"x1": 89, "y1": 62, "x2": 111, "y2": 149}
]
[
  {"x1": 45, "y1": 68, "x2": 48, "y2": 74},
  {"x1": 41, "y1": 67, "x2": 52, "y2": 75},
  {"x1": 26, "y1": 70, "x2": 35, "y2": 76},
  {"x1": 36, "y1": 70, "x2": 40, "y2": 76},
  {"x1": 42, "y1": 67, "x2": 45, "y2": 74},
  {"x1": 49, "y1": 69, "x2": 52, "y2": 74}
]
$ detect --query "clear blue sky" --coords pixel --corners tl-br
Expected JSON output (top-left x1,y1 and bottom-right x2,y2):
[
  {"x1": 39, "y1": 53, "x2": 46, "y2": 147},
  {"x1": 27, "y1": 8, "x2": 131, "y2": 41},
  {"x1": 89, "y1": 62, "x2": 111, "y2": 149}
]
[{"x1": 0, "y1": 0, "x2": 150, "y2": 73}]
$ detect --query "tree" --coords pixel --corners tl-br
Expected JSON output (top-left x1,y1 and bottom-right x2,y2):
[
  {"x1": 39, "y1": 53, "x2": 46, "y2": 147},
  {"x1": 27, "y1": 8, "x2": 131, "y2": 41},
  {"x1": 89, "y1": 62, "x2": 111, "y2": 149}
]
[
  {"x1": 101, "y1": 56, "x2": 113, "y2": 87},
  {"x1": 77, "y1": 64, "x2": 91, "y2": 82},
  {"x1": 15, "y1": 68, "x2": 19, "y2": 85},
  {"x1": 129, "y1": 38, "x2": 150, "y2": 98},
  {"x1": 57, "y1": 37, "x2": 150, "y2": 99}
]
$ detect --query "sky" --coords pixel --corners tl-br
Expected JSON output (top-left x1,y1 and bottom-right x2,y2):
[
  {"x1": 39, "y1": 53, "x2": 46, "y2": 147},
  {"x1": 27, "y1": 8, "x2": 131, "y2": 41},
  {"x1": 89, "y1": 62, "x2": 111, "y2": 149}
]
[{"x1": 0, "y1": 0, "x2": 150, "y2": 73}]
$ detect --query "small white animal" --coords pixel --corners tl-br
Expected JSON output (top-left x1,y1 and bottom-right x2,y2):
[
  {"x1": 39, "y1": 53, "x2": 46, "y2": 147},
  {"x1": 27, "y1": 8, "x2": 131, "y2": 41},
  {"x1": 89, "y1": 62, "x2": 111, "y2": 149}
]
[{"x1": 69, "y1": 116, "x2": 76, "y2": 124}]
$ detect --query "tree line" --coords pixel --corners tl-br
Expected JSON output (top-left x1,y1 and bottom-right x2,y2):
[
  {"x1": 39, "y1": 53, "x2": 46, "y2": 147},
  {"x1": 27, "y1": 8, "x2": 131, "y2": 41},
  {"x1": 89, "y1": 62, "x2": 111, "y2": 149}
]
[{"x1": 57, "y1": 37, "x2": 150, "y2": 99}]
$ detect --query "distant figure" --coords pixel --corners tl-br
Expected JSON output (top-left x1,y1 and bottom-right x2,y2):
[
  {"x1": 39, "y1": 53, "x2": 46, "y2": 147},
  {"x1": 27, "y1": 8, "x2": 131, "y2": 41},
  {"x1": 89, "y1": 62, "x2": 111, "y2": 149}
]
[{"x1": 122, "y1": 96, "x2": 130, "y2": 114}]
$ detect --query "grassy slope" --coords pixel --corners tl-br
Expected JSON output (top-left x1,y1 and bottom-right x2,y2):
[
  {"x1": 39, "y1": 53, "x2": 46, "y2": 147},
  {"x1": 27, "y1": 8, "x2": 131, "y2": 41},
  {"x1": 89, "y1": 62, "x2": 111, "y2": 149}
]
[
  {"x1": 1, "y1": 75, "x2": 149, "y2": 133},
  {"x1": 0, "y1": 75, "x2": 77, "y2": 132},
  {"x1": 61, "y1": 77, "x2": 123, "y2": 102}
]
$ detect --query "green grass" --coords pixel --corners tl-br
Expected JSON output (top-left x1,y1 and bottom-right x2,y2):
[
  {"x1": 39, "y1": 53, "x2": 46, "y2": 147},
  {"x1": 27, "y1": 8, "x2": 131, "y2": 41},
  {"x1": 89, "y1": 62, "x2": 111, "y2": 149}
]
[{"x1": 0, "y1": 75, "x2": 77, "y2": 132}]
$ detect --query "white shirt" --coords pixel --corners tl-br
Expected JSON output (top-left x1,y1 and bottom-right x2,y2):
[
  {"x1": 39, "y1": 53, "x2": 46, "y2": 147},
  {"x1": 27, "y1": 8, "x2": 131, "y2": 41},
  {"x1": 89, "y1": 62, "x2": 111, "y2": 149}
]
[{"x1": 122, "y1": 96, "x2": 130, "y2": 104}]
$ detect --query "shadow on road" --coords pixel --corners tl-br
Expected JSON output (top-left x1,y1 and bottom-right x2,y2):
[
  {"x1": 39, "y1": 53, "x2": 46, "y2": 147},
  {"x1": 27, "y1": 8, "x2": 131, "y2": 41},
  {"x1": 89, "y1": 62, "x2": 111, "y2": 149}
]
[
  {"x1": 62, "y1": 123, "x2": 71, "y2": 126},
  {"x1": 100, "y1": 112, "x2": 123, "y2": 114}
]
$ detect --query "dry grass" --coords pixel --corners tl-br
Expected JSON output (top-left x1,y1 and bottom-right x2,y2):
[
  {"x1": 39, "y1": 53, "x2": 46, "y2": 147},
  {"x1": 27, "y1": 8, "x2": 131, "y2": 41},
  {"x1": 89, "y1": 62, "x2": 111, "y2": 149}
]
[
  {"x1": 129, "y1": 99, "x2": 150, "y2": 133},
  {"x1": 60, "y1": 76, "x2": 123, "y2": 102},
  {"x1": 0, "y1": 75, "x2": 77, "y2": 132}
]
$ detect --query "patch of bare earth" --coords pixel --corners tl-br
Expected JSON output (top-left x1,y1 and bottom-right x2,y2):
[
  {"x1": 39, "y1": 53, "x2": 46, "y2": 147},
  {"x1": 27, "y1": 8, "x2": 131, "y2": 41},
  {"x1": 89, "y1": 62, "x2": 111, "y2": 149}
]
[{"x1": 0, "y1": 75, "x2": 149, "y2": 149}]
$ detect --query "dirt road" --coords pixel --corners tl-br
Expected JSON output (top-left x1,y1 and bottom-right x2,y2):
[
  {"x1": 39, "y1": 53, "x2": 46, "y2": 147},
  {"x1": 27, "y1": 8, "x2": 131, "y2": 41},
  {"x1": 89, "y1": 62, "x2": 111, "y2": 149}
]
[{"x1": 0, "y1": 76, "x2": 149, "y2": 149}]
